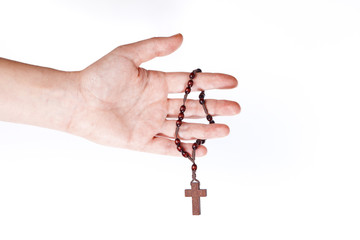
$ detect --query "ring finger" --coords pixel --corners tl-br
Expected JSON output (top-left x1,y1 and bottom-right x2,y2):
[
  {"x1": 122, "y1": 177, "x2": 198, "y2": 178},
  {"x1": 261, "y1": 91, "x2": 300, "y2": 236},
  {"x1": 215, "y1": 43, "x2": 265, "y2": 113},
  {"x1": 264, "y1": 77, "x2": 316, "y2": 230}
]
[{"x1": 156, "y1": 120, "x2": 230, "y2": 140}]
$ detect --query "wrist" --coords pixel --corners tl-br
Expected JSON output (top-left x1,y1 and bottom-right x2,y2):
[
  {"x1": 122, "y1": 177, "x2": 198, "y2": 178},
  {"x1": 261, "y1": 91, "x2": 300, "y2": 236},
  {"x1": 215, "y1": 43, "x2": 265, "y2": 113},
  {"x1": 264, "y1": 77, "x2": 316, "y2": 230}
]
[{"x1": 51, "y1": 70, "x2": 82, "y2": 133}]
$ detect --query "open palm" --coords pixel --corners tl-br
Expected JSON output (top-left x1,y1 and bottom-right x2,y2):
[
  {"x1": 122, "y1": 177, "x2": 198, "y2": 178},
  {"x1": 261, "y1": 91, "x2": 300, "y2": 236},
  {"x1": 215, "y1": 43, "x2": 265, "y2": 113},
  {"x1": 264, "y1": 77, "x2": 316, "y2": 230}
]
[{"x1": 69, "y1": 34, "x2": 240, "y2": 157}]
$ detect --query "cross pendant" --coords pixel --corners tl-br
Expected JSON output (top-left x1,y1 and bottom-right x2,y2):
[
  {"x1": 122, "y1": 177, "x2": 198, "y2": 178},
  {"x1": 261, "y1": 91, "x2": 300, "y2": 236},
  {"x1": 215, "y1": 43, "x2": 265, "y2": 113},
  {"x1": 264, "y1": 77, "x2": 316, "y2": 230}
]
[{"x1": 185, "y1": 181, "x2": 207, "y2": 215}]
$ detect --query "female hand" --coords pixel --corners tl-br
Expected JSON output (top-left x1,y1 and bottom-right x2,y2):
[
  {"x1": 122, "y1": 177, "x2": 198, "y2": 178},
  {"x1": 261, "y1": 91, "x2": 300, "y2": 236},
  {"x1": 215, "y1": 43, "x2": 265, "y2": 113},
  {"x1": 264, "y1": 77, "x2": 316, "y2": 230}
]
[{"x1": 70, "y1": 34, "x2": 240, "y2": 156}]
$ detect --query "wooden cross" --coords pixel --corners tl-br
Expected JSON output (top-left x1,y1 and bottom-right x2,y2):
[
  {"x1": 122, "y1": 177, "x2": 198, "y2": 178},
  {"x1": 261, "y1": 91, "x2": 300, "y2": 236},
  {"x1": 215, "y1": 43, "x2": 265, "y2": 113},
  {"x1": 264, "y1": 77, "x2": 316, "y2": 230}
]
[{"x1": 185, "y1": 181, "x2": 207, "y2": 215}]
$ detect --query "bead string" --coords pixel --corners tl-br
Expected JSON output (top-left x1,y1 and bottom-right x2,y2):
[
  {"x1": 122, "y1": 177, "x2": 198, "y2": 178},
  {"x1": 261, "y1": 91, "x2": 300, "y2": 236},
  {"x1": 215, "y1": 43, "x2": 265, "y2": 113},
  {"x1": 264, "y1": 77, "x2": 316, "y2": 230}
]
[{"x1": 174, "y1": 68, "x2": 215, "y2": 184}]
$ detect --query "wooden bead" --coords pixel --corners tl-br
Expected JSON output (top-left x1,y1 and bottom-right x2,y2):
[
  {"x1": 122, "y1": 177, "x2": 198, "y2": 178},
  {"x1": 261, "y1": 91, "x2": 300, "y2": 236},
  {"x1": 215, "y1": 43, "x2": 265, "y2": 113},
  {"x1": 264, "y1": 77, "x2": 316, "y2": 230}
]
[
  {"x1": 182, "y1": 151, "x2": 189, "y2": 158},
  {"x1": 176, "y1": 120, "x2": 182, "y2": 127},
  {"x1": 199, "y1": 91, "x2": 205, "y2": 99},
  {"x1": 180, "y1": 105, "x2": 186, "y2": 113},
  {"x1": 176, "y1": 69, "x2": 213, "y2": 160},
  {"x1": 192, "y1": 164, "x2": 197, "y2": 171},
  {"x1": 188, "y1": 80, "x2": 194, "y2": 87}
]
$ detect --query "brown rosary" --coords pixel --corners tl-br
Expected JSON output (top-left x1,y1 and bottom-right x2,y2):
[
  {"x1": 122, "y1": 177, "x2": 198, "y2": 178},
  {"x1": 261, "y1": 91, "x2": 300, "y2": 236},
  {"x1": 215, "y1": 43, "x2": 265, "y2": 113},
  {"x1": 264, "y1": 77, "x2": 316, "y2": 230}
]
[{"x1": 174, "y1": 68, "x2": 214, "y2": 215}]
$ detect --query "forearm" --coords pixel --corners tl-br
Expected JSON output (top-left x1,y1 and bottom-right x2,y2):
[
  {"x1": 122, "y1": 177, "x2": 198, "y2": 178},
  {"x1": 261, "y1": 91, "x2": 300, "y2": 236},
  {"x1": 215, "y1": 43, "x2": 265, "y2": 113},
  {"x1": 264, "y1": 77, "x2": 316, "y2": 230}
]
[{"x1": 0, "y1": 58, "x2": 80, "y2": 132}]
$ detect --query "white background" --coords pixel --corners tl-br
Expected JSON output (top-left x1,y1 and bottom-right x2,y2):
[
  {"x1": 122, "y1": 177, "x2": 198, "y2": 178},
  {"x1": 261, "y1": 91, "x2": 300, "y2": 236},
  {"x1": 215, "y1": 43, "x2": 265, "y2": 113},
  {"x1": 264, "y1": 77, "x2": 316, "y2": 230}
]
[{"x1": 1, "y1": 0, "x2": 359, "y2": 239}]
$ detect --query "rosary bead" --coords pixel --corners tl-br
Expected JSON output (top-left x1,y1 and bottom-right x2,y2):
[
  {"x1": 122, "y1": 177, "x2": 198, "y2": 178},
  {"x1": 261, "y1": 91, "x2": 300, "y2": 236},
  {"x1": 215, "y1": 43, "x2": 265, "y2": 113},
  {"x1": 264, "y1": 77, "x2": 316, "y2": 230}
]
[
  {"x1": 176, "y1": 69, "x2": 214, "y2": 166},
  {"x1": 176, "y1": 120, "x2": 182, "y2": 127},
  {"x1": 188, "y1": 80, "x2": 194, "y2": 87},
  {"x1": 180, "y1": 105, "x2": 186, "y2": 113},
  {"x1": 182, "y1": 151, "x2": 189, "y2": 158},
  {"x1": 192, "y1": 164, "x2": 197, "y2": 171}
]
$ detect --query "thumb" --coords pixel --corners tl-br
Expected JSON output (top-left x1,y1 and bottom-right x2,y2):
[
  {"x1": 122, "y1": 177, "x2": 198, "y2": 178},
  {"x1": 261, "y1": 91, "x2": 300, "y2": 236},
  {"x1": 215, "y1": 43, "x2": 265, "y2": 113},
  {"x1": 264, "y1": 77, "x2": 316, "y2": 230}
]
[{"x1": 119, "y1": 33, "x2": 183, "y2": 66}]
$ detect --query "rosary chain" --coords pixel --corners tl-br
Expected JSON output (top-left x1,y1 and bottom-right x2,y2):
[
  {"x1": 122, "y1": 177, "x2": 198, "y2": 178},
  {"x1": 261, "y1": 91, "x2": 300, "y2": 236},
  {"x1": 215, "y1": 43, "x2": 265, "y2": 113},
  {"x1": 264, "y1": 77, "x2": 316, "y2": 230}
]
[{"x1": 174, "y1": 68, "x2": 215, "y2": 184}]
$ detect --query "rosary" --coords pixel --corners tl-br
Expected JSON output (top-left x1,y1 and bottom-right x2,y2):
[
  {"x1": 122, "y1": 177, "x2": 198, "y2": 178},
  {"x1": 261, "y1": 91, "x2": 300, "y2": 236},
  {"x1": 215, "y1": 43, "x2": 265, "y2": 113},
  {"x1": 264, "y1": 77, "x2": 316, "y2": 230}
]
[{"x1": 174, "y1": 68, "x2": 214, "y2": 215}]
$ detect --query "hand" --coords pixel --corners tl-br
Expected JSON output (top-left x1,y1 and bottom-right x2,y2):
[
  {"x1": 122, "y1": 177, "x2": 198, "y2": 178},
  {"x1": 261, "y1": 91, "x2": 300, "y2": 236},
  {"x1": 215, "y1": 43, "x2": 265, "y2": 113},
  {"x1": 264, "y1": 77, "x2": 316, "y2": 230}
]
[{"x1": 67, "y1": 34, "x2": 240, "y2": 156}]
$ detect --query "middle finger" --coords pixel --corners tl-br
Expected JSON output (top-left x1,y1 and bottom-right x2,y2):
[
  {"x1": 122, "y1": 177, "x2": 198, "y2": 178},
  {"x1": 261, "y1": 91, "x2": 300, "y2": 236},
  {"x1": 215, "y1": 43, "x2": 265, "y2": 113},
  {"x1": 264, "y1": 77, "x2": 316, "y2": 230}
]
[{"x1": 167, "y1": 98, "x2": 241, "y2": 119}]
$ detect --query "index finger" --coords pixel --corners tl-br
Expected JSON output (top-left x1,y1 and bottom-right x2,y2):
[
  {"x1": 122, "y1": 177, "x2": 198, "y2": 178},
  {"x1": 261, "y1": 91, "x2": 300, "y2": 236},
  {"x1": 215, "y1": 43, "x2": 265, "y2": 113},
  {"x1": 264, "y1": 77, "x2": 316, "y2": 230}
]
[{"x1": 152, "y1": 71, "x2": 238, "y2": 93}]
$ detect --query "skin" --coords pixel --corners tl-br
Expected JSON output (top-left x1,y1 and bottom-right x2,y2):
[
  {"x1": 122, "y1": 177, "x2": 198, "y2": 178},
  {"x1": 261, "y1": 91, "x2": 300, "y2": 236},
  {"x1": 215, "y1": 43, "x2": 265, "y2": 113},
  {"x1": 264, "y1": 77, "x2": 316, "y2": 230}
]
[{"x1": 0, "y1": 34, "x2": 240, "y2": 157}]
